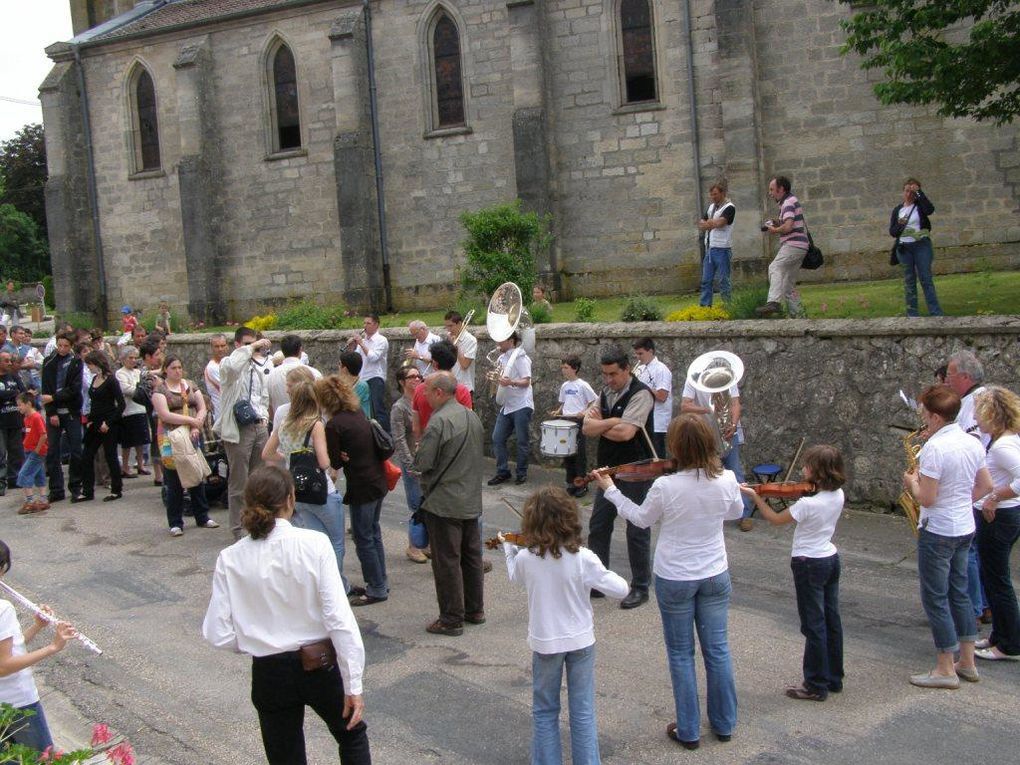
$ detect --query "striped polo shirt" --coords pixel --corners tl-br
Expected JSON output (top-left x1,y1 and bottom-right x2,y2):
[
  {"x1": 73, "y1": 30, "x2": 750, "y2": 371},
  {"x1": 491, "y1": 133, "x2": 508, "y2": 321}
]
[{"x1": 779, "y1": 194, "x2": 809, "y2": 250}]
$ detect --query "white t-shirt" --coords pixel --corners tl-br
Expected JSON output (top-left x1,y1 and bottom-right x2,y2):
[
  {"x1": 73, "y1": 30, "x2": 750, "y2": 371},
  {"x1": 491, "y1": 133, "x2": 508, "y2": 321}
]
[
  {"x1": 498, "y1": 348, "x2": 534, "y2": 415},
  {"x1": 204, "y1": 359, "x2": 222, "y2": 420},
  {"x1": 357, "y1": 333, "x2": 388, "y2": 381},
  {"x1": 412, "y1": 332, "x2": 441, "y2": 376},
  {"x1": 607, "y1": 469, "x2": 744, "y2": 581},
  {"x1": 266, "y1": 357, "x2": 322, "y2": 419},
  {"x1": 558, "y1": 378, "x2": 597, "y2": 417},
  {"x1": 452, "y1": 330, "x2": 477, "y2": 392},
  {"x1": 635, "y1": 357, "x2": 673, "y2": 433},
  {"x1": 681, "y1": 379, "x2": 744, "y2": 445},
  {"x1": 503, "y1": 545, "x2": 629, "y2": 654},
  {"x1": 788, "y1": 489, "x2": 844, "y2": 558},
  {"x1": 0, "y1": 600, "x2": 40, "y2": 707},
  {"x1": 957, "y1": 386, "x2": 990, "y2": 449},
  {"x1": 985, "y1": 434, "x2": 1020, "y2": 508},
  {"x1": 917, "y1": 422, "x2": 986, "y2": 536}
]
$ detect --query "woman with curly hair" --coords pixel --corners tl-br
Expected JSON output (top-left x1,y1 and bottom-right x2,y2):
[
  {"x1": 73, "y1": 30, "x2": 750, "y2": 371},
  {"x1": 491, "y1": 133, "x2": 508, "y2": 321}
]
[
  {"x1": 501, "y1": 486, "x2": 627, "y2": 765},
  {"x1": 315, "y1": 375, "x2": 389, "y2": 607},
  {"x1": 593, "y1": 414, "x2": 744, "y2": 749}
]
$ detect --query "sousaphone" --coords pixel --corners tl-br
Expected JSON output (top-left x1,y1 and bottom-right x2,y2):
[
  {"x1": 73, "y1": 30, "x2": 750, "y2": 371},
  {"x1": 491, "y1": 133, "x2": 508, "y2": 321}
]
[
  {"x1": 686, "y1": 350, "x2": 744, "y2": 456},
  {"x1": 485, "y1": 283, "x2": 535, "y2": 404}
]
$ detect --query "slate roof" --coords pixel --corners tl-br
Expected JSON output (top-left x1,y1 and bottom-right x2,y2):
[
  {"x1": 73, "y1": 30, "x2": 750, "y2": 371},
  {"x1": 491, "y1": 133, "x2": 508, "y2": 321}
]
[{"x1": 91, "y1": 0, "x2": 320, "y2": 42}]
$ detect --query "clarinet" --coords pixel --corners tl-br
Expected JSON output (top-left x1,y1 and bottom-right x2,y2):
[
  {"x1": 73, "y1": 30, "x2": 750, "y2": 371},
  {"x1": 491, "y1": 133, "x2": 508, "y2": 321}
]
[{"x1": 0, "y1": 581, "x2": 103, "y2": 655}]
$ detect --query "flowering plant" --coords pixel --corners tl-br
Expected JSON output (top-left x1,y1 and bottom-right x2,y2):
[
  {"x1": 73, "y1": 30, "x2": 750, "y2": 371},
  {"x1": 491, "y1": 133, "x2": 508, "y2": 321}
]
[
  {"x1": 0, "y1": 706, "x2": 135, "y2": 765},
  {"x1": 665, "y1": 305, "x2": 730, "y2": 322}
]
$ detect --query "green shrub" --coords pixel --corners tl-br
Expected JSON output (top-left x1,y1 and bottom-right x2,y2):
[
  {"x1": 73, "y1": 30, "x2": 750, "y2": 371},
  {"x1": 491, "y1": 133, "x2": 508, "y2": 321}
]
[
  {"x1": 529, "y1": 302, "x2": 552, "y2": 324},
  {"x1": 274, "y1": 299, "x2": 352, "y2": 330},
  {"x1": 573, "y1": 297, "x2": 596, "y2": 323},
  {"x1": 59, "y1": 310, "x2": 97, "y2": 330},
  {"x1": 620, "y1": 294, "x2": 662, "y2": 322},
  {"x1": 459, "y1": 200, "x2": 550, "y2": 300},
  {"x1": 725, "y1": 284, "x2": 770, "y2": 320},
  {"x1": 41, "y1": 274, "x2": 54, "y2": 308}
]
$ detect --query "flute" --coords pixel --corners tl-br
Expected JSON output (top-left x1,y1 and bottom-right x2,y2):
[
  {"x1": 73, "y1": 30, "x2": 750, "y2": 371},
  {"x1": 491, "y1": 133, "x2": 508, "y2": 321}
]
[{"x1": 0, "y1": 580, "x2": 103, "y2": 655}]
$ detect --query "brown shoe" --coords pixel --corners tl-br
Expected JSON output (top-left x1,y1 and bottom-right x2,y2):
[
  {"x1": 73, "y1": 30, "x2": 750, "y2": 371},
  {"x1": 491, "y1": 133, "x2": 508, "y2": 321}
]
[
  {"x1": 754, "y1": 301, "x2": 782, "y2": 317},
  {"x1": 426, "y1": 619, "x2": 464, "y2": 636},
  {"x1": 482, "y1": 560, "x2": 493, "y2": 573},
  {"x1": 739, "y1": 518, "x2": 754, "y2": 532},
  {"x1": 465, "y1": 612, "x2": 486, "y2": 625},
  {"x1": 406, "y1": 546, "x2": 428, "y2": 564},
  {"x1": 17, "y1": 502, "x2": 46, "y2": 515}
]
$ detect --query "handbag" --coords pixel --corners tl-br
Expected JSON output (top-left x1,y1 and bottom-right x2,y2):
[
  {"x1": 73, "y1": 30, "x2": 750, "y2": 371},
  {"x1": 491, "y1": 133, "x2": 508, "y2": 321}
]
[
  {"x1": 382, "y1": 458, "x2": 402, "y2": 492},
  {"x1": 133, "y1": 371, "x2": 153, "y2": 409},
  {"x1": 166, "y1": 384, "x2": 212, "y2": 489},
  {"x1": 801, "y1": 232, "x2": 824, "y2": 270},
  {"x1": 889, "y1": 203, "x2": 917, "y2": 266},
  {"x1": 290, "y1": 428, "x2": 328, "y2": 505},
  {"x1": 232, "y1": 364, "x2": 260, "y2": 425},
  {"x1": 369, "y1": 418, "x2": 395, "y2": 460}
]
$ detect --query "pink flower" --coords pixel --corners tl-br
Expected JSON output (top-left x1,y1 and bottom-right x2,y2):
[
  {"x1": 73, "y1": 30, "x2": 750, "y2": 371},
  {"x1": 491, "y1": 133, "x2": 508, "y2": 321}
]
[
  {"x1": 819, "y1": 302, "x2": 828, "y2": 313},
  {"x1": 92, "y1": 723, "x2": 113, "y2": 746},
  {"x1": 107, "y1": 742, "x2": 136, "y2": 765}
]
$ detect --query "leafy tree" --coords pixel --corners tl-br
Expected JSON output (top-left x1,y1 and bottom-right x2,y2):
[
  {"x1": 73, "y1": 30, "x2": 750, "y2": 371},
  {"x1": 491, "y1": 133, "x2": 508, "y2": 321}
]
[
  {"x1": 0, "y1": 202, "x2": 48, "y2": 281},
  {"x1": 0, "y1": 123, "x2": 48, "y2": 237},
  {"x1": 838, "y1": 1, "x2": 1020, "y2": 124},
  {"x1": 459, "y1": 200, "x2": 550, "y2": 300}
]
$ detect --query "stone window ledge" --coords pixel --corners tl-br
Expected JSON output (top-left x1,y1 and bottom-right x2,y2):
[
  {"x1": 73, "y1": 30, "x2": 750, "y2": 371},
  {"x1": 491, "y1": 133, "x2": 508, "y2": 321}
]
[
  {"x1": 265, "y1": 148, "x2": 308, "y2": 162},
  {"x1": 424, "y1": 125, "x2": 473, "y2": 140},
  {"x1": 128, "y1": 169, "x2": 165, "y2": 181},
  {"x1": 612, "y1": 102, "x2": 666, "y2": 116}
]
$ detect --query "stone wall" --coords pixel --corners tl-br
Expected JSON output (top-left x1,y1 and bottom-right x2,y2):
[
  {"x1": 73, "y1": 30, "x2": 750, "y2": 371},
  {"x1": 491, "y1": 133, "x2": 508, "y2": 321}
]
[{"x1": 162, "y1": 317, "x2": 1020, "y2": 509}]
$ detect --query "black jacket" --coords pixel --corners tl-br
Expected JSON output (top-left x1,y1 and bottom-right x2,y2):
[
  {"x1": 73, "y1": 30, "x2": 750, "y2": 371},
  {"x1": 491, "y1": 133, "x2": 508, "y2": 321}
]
[
  {"x1": 0, "y1": 373, "x2": 25, "y2": 429},
  {"x1": 889, "y1": 189, "x2": 935, "y2": 238},
  {"x1": 41, "y1": 352, "x2": 83, "y2": 417}
]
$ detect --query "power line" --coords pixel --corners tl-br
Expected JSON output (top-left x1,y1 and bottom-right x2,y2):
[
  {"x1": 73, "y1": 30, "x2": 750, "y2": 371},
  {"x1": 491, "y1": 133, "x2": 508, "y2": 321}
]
[{"x1": 0, "y1": 96, "x2": 41, "y2": 107}]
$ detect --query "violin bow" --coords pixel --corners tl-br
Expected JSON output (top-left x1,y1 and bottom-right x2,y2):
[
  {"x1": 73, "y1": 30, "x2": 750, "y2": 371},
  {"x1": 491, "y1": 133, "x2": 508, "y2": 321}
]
[
  {"x1": 783, "y1": 437, "x2": 806, "y2": 483},
  {"x1": 640, "y1": 426, "x2": 660, "y2": 460},
  {"x1": 501, "y1": 497, "x2": 523, "y2": 520}
]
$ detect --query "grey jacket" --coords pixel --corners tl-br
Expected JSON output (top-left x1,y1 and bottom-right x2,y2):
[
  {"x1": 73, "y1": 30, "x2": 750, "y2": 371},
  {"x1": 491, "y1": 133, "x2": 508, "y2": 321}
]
[{"x1": 414, "y1": 398, "x2": 483, "y2": 519}]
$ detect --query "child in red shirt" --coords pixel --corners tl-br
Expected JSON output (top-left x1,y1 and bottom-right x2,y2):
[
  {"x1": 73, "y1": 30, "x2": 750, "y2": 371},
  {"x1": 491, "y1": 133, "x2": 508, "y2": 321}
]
[{"x1": 15, "y1": 393, "x2": 48, "y2": 514}]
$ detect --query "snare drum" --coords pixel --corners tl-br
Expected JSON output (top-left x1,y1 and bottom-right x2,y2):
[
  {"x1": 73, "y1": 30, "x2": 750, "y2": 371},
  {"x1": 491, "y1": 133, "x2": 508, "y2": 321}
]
[{"x1": 540, "y1": 419, "x2": 579, "y2": 457}]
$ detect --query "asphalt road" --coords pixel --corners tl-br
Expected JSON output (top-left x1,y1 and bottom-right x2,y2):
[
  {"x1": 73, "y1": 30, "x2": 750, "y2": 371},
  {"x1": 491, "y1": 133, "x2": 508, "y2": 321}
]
[{"x1": 3, "y1": 461, "x2": 1018, "y2": 765}]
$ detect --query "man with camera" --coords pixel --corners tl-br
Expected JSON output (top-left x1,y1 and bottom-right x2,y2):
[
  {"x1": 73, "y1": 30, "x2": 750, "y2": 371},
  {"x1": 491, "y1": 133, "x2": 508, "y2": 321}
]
[{"x1": 757, "y1": 175, "x2": 809, "y2": 318}]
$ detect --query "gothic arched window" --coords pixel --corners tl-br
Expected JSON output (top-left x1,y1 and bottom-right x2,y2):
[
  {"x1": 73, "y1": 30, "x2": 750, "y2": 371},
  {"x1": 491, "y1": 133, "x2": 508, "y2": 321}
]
[
  {"x1": 130, "y1": 67, "x2": 161, "y2": 172},
  {"x1": 619, "y1": 0, "x2": 658, "y2": 104},
  {"x1": 268, "y1": 41, "x2": 302, "y2": 151},
  {"x1": 431, "y1": 13, "x2": 465, "y2": 128}
]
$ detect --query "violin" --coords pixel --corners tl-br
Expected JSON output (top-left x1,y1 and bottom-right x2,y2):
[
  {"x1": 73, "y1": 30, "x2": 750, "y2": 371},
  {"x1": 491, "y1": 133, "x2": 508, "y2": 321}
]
[
  {"x1": 484, "y1": 532, "x2": 527, "y2": 549},
  {"x1": 745, "y1": 481, "x2": 817, "y2": 499},
  {"x1": 573, "y1": 458, "x2": 678, "y2": 487}
]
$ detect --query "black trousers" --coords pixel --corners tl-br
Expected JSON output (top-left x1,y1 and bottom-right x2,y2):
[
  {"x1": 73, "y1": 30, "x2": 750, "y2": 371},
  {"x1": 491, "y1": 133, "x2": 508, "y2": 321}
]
[
  {"x1": 251, "y1": 651, "x2": 371, "y2": 765},
  {"x1": 0, "y1": 424, "x2": 24, "y2": 491},
  {"x1": 588, "y1": 479, "x2": 652, "y2": 591},
  {"x1": 81, "y1": 423, "x2": 122, "y2": 497},
  {"x1": 977, "y1": 508, "x2": 1020, "y2": 655},
  {"x1": 421, "y1": 511, "x2": 484, "y2": 625}
]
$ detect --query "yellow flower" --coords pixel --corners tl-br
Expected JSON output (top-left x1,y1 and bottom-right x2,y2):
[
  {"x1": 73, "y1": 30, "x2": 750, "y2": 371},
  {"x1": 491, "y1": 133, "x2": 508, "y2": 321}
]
[{"x1": 665, "y1": 305, "x2": 730, "y2": 322}]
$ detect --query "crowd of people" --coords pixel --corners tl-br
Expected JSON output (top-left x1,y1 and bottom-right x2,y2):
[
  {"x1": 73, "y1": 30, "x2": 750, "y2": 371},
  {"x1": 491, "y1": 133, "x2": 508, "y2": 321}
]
[{"x1": 1, "y1": 307, "x2": 1018, "y2": 763}]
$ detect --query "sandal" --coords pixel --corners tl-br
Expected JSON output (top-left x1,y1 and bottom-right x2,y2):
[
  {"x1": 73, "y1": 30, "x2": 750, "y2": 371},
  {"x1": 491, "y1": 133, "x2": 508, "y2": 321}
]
[
  {"x1": 348, "y1": 593, "x2": 387, "y2": 607},
  {"x1": 666, "y1": 723, "x2": 699, "y2": 750}
]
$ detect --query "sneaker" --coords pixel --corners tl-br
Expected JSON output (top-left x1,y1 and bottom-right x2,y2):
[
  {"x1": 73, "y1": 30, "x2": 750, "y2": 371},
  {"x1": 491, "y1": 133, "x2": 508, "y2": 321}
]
[
  {"x1": 739, "y1": 518, "x2": 754, "y2": 532},
  {"x1": 201, "y1": 519, "x2": 220, "y2": 529},
  {"x1": 169, "y1": 526, "x2": 184, "y2": 537}
]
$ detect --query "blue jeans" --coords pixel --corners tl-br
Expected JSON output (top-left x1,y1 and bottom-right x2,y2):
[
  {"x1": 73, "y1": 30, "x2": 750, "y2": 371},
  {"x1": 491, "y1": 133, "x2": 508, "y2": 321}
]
[
  {"x1": 294, "y1": 492, "x2": 350, "y2": 594},
  {"x1": 917, "y1": 528, "x2": 976, "y2": 653},
  {"x1": 17, "y1": 451, "x2": 47, "y2": 489},
  {"x1": 350, "y1": 498, "x2": 388, "y2": 599},
  {"x1": 721, "y1": 443, "x2": 753, "y2": 519},
  {"x1": 400, "y1": 471, "x2": 429, "y2": 549},
  {"x1": 8, "y1": 701, "x2": 54, "y2": 752},
  {"x1": 655, "y1": 571, "x2": 737, "y2": 743},
  {"x1": 977, "y1": 507, "x2": 1020, "y2": 655},
  {"x1": 492, "y1": 407, "x2": 533, "y2": 480},
  {"x1": 896, "y1": 239, "x2": 943, "y2": 316},
  {"x1": 700, "y1": 247, "x2": 732, "y2": 306},
  {"x1": 966, "y1": 514, "x2": 988, "y2": 617},
  {"x1": 791, "y1": 554, "x2": 844, "y2": 696},
  {"x1": 531, "y1": 645, "x2": 600, "y2": 765}
]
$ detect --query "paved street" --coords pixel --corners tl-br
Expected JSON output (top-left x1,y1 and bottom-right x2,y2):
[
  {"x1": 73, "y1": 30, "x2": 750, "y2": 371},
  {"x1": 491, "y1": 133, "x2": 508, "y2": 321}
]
[{"x1": 2, "y1": 461, "x2": 1018, "y2": 765}]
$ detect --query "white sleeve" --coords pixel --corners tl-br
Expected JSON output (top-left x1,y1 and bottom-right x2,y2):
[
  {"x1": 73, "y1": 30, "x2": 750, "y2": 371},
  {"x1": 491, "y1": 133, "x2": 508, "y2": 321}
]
[
  {"x1": 919, "y1": 442, "x2": 943, "y2": 480},
  {"x1": 605, "y1": 481, "x2": 665, "y2": 529},
  {"x1": 201, "y1": 556, "x2": 239, "y2": 652},
  {"x1": 580, "y1": 549, "x2": 629, "y2": 599},
  {"x1": 581, "y1": 381, "x2": 598, "y2": 406},
  {"x1": 503, "y1": 543, "x2": 524, "y2": 585},
  {"x1": 993, "y1": 441, "x2": 1020, "y2": 495},
  {"x1": 653, "y1": 364, "x2": 671, "y2": 393},
  {"x1": 558, "y1": 383, "x2": 567, "y2": 405},
  {"x1": 722, "y1": 474, "x2": 745, "y2": 520},
  {"x1": 318, "y1": 541, "x2": 365, "y2": 695}
]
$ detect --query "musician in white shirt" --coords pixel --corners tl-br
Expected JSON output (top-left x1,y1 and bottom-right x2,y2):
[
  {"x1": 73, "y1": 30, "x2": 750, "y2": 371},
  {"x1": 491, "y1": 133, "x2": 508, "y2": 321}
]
[
  {"x1": 443, "y1": 310, "x2": 477, "y2": 397},
  {"x1": 202, "y1": 465, "x2": 370, "y2": 764},
  {"x1": 632, "y1": 337, "x2": 672, "y2": 459},
  {"x1": 405, "y1": 320, "x2": 441, "y2": 377},
  {"x1": 350, "y1": 314, "x2": 390, "y2": 431},
  {"x1": 487, "y1": 333, "x2": 533, "y2": 486}
]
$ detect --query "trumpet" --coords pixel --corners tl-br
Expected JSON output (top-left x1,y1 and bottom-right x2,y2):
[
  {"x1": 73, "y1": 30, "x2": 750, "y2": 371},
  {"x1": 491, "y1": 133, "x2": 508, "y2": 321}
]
[{"x1": 0, "y1": 580, "x2": 103, "y2": 654}]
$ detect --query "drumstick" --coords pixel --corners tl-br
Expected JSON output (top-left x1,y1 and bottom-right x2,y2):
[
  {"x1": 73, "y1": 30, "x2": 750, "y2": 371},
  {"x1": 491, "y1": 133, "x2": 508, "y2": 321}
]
[{"x1": 501, "y1": 498, "x2": 523, "y2": 520}]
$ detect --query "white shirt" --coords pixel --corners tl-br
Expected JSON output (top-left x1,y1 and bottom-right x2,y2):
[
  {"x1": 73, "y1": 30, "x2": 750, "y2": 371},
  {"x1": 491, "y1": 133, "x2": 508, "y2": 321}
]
[
  {"x1": 636, "y1": 357, "x2": 673, "y2": 433},
  {"x1": 44, "y1": 336, "x2": 57, "y2": 358},
  {"x1": 357, "y1": 333, "x2": 388, "y2": 381},
  {"x1": 115, "y1": 366, "x2": 146, "y2": 417},
  {"x1": 985, "y1": 434, "x2": 1020, "y2": 508},
  {"x1": 682, "y1": 379, "x2": 744, "y2": 445},
  {"x1": 266, "y1": 357, "x2": 322, "y2": 420},
  {"x1": 452, "y1": 330, "x2": 477, "y2": 392},
  {"x1": 705, "y1": 200, "x2": 735, "y2": 249},
  {"x1": 412, "y1": 332, "x2": 441, "y2": 376},
  {"x1": 202, "y1": 519, "x2": 364, "y2": 694},
  {"x1": 898, "y1": 205, "x2": 921, "y2": 243},
  {"x1": 788, "y1": 489, "x2": 844, "y2": 558},
  {"x1": 503, "y1": 544, "x2": 628, "y2": 653},
  {"x1": 204, "y1": 359, "x2": 222, "y2": 420},
  {"x1": 0, "y1": 600, "x2": 40, "y2": 707},
  {"x1": 607, "y1": 469, "x2": 743, "y2": 581},
  {"x1": 498, "y1": 348, "x2": 533, "y2": 415},
  {"x1": 917, "y1": 422, "x2": 986, "y2": 536},
  {"x1": 559, "y1": 378, "x2": 597, "y2": 417},
  {"x1": 957, "y1": 386, "x2": 990, "y2": 449},
  {"x1": 213, "y1": 346, "x2": 272, "y2": 443}
]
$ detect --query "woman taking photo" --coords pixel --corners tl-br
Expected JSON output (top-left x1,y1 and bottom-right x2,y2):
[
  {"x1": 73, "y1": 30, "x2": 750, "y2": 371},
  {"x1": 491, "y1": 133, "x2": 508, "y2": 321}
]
[
  {"x1": 902, "y1": 385, "x2": 992, "y2": 688},
  {"x1": 973, "y1": 386, "x2": 1020, "y2": 661},
  {"x1": 74, "y1": 351, "x2": 125, "y2": 503},
  {"x1": 115, "y1": 346, "x2": 150, "y2": 478},
  {"x1": 202, "y1": 466, "x2": 370, "y2": 764},
  {"x1": 390, "y1": 366, "x2": 429, "y2": 563},
  {"x1": 315, "y1": 376, "x2": 389, "y2": 607},
  {"x1": 889, "y1": 177, "x2": 943, "y2": 317},
  {"x1": 151, "y1": 356, "x2": 219, "y2": 536},
  {"x1": 593, "y1": 414, "x2": 743, "y2": 749}
]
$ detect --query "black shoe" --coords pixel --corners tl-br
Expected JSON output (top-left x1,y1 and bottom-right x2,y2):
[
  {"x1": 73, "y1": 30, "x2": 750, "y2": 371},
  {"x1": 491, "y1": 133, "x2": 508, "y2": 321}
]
[
  {"x1": 70, "y1": 493, "x2": 94, "y2": 504},
  {"x1": 667, "y1": 723, "x2": 699, "y2": 750},
  {"x1": 514, "y1": 475, "x2": 527, "y2": 485},
  {"x1": 102, "y1": 493, "x2": 122, "y2": 503},
  {"x1": 48, "y1": 493, "x2": 66, "y2": 503},
  {"x1": 714, "y1": 732, "x2": 732, "y2": 742},
  {"x1": 620, "y1": 588, "x2": 649, "y2": 609},
  {"x1": 590, "y1": 589, "x2": 606, "y2": 599},
  {"x1": 573, "y1": 486, "x2": 588, "y2": 498},
  {"x1": 754, "y1": 301, "x2": 782, "y2": 317},
  {"x1": 487, "y1": 474, "x2": 511, "y2": 486}
]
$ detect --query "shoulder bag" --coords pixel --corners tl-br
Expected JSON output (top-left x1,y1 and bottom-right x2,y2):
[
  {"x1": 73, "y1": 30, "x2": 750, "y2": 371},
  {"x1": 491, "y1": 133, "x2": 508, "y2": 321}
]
[
  {"x1": 889, "y1": 203, "x2": 915, "y2": 266},
  {"x1": 290, "y1": 427, "x2": 328, "y2": 505},
  {"x1": 166, "y1": 384, "x2": 212, "y2": 489},
  {"x1": 232, "y1": 363, "x2": 260, "y2": 425},
  {"x1": 133, "y1": 370, "x2": 153, "y2": 409},
  {"x1": 369, "y1": 417, "x2": 395, "y2": 460}
]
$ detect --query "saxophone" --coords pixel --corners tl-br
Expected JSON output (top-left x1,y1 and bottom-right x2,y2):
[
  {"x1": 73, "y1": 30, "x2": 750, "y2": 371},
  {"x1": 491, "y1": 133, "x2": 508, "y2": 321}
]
[{"x1": 898, "y1": 428, "x2": 925, "y2": 537}]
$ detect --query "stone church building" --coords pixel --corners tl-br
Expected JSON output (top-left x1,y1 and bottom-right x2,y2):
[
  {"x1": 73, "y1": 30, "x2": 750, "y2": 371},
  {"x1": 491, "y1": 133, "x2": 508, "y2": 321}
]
[{"x1": 42, "y1": 0, "x2": 1019, "y2": 322}]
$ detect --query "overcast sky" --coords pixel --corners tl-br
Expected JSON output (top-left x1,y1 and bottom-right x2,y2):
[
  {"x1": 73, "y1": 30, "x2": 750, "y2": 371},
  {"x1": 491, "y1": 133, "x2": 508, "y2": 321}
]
[{"x1": 0, "y1": 0, "x2": 73, "y2": 143}]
